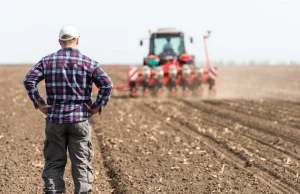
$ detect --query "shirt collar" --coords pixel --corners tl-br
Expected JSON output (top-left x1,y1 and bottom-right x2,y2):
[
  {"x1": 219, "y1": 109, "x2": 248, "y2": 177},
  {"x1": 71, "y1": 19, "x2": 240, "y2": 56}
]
[{"x1": 60, "y1": 47, "x2": 79, "y2": 52}]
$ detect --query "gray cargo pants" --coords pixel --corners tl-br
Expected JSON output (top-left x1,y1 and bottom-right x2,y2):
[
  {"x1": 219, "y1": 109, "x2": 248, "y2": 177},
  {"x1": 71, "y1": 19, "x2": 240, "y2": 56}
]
[{"x1": 42, "y1": 119, "x2": 94, "y2": 194}]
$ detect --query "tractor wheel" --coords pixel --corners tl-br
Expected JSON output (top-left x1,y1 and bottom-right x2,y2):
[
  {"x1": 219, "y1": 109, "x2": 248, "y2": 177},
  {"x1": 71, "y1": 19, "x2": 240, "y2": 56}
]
[
  {"x1": 129, "y1": 81, "x2": 137, "y2": 97},
  {"x1": 208, "y1": 79, "x2": 216, "y2": 98},
  {"x1": 168, "y1": 78, "x2": 177, "y2": 97}
]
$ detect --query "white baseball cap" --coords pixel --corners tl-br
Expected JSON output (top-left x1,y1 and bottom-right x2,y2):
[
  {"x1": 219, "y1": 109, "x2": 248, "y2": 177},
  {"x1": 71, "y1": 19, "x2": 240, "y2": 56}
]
[{"x1": 59, "y1": 26, "x2": 80, "y2": 41}]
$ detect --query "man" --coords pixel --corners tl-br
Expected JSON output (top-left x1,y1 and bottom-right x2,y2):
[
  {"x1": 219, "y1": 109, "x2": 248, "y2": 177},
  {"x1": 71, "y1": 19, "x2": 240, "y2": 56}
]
[
  {"x1": 163, "y1": 37, "x2": 173, "y2": 51},
  {"x1": 23, "y1": 26, "x2": 113, "y2": 194},
  {"x1": 160, "y1": 37, "x2": 176, "y2": 56}
]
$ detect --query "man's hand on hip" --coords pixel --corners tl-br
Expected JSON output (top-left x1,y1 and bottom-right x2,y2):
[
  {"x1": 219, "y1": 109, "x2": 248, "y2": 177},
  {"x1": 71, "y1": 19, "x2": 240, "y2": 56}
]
[
  {"x1": 35, "y1": 100, "x2": 52, "y2": 116},
  {"x1": 84, "y1": 103, "x2": 103, "y2": 116}
]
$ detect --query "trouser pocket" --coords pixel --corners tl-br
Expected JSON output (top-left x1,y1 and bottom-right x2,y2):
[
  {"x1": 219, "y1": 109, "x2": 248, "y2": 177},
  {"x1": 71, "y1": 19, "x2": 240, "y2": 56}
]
[
  {"x1": 87, "y1": 141, "x2": 94, "y2": 162},
  {"x1": 74, "y1": 120, "x2": 90, "y2": 137},
  {"x1": 87, "y1": 166, "x2": 94, "y2": 184}
]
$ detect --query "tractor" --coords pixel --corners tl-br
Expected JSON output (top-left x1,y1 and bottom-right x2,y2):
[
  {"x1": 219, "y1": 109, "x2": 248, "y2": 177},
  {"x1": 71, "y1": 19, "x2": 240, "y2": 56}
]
[{"x1": 114, "y1": 28, "x2": 217, "y2": 97}]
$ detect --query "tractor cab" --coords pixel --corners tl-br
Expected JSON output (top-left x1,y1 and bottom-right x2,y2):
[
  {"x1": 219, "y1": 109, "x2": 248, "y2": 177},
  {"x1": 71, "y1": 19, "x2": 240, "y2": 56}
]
[
  {"x1": 150, "y1": 29, "x2": 185, "y2": 57},
  {"x1": 141, "y1": 28, "x2": 194, "y2": 67}
]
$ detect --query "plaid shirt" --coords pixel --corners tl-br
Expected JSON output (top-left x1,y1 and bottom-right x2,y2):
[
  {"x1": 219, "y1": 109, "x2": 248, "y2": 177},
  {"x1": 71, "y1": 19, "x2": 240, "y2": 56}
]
[{"x1": 23, "y1": 47, "x2": 113, "y2": 123}]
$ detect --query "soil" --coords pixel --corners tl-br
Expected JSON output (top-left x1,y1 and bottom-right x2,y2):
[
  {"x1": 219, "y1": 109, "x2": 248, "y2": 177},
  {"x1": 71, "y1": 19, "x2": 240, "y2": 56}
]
[{"x1": 0, "y1": 65, "x2": 300, "y2": 193}]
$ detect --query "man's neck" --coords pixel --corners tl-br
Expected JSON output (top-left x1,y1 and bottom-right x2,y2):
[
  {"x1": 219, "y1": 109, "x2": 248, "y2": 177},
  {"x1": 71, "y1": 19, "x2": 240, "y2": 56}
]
[{"x1": 62, "y1": 46, "x2": 77, "y2": 49}]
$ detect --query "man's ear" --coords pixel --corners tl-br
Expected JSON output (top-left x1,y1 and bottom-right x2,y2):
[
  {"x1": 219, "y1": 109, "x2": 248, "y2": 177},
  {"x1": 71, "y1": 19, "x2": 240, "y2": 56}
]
[
  {"x1": 76, "y1": 38, "x2": 79, "y2": 45},
  {"x1": 58, "y1": 39, "x2": 63, "y2": 46}
]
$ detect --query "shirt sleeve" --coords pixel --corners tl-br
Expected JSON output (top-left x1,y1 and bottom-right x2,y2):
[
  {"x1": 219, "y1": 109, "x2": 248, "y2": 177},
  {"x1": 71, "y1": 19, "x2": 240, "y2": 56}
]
[
  {"x1": 91, "y1": 64, "x2": 113, "y2": 110},
  {"x1": 23, "y1": 60, "x2": 47, "y2": 109}
]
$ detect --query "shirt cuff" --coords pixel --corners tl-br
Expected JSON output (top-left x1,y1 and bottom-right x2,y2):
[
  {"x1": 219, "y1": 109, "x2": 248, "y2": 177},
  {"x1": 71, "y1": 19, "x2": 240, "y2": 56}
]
[{"x1": 30, "y1": 94, "x2": 46, "y2": 109}]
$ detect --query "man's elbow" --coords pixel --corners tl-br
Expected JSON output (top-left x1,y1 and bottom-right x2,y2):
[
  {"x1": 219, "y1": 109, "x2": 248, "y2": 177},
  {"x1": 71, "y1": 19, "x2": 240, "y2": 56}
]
[
  {"x1": 107, "y1": 79, "x2": 113, "y2": 89},
  {"x1": 23, "y1": 77, "x2": 29, "y2": 88},
  {"x1": 23, "y1": 77, "x2": 34, "y2": 90}
]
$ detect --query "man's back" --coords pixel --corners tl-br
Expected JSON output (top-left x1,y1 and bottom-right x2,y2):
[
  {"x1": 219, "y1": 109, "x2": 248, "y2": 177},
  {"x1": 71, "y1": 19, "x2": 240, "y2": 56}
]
[{"x1": 24, "y1": 47, "x2": 113, "y2": 123}]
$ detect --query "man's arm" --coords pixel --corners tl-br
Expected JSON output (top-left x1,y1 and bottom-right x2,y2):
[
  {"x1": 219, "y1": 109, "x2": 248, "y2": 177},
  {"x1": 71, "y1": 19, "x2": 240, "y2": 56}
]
[
  {"x1": 23, "y1": 60, "x2": 47, "y2": 109},
  {"x1": 90, "y1": 65, "x2": 113, "y2": 113}
]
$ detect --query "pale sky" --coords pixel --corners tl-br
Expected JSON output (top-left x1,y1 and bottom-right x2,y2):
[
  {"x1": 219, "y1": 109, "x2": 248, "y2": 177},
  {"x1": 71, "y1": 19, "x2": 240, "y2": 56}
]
[{"x1": 0, "y1": 0, "x2": 299, "y2": 64}]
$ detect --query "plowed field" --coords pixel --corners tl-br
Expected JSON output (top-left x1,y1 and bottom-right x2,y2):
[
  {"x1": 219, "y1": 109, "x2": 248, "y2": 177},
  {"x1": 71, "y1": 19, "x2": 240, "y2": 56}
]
[{"x1": 1, "y1": 65, "x2": 300, "y2": 193}]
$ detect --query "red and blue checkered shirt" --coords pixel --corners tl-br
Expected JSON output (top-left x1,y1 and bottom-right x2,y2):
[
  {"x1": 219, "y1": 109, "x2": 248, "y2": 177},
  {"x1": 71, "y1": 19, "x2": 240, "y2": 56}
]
[{"x1": 24, "y1": 47, "x2": 113, "y2": 123}]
